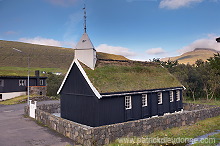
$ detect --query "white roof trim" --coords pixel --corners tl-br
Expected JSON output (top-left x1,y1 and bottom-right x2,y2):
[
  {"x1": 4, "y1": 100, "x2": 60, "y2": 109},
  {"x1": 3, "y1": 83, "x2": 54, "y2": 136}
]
[
  {"x1": 57, "y1": 59, "x2": 75, "y2": 95},
  {"x1": 182, "y1": 85, "x2": 187, "y2": 90},
  {"x1": 101, "y1": 87, "x2": 184, "y2": 97},
  {"x1": 57, "y1": 59, "x2": 102, "y2": 99}
]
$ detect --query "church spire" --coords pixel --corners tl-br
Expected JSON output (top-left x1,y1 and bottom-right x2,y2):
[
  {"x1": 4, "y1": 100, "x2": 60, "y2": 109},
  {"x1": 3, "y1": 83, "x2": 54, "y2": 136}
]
[
  {"x1": 83, "y1": 4, "x2": 87, "y2": 33},
  {"x1": 74, "y1": 4, "x2": 97, "y2": 70}
]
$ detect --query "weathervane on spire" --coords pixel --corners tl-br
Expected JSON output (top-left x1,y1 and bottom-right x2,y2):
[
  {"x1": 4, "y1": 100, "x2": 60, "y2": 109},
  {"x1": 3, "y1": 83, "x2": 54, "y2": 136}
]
[{"x1": 83, "y1": 4, "x2": 87, "y2": 33}]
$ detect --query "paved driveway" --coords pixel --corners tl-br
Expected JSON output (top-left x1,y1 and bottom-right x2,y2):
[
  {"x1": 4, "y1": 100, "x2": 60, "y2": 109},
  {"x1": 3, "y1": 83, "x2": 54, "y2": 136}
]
[{"x1": 0, "y1": 101, "x2": 75, "y2": 146}]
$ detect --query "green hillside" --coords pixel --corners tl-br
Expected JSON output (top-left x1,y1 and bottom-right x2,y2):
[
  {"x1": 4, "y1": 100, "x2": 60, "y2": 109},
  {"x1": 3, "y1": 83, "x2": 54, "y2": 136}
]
[
  {"x1": 0, "y1": 40, "x2": 128, "y2": 76},
  {"x1": 161, "y1": 48, "x2": 218, "y2": 64}
]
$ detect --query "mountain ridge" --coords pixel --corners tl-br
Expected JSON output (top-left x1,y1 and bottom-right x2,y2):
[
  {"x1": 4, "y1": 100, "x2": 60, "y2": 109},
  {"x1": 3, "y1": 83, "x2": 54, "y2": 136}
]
[{"x1": 161, "y1": 48, "x2": 218, "y2": 64}]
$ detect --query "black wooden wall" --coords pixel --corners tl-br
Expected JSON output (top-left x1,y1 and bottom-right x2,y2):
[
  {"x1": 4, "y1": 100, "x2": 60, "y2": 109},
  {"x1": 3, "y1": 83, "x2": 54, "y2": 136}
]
[
  {"x1": 61, "y1": 90, "x2": 183, "y2": 127},
  {"x1": 60, "y1": 63, "x2": 99, "y2": 127},
  {"x1": 97, "y1": 90, "x2": 183, "y2": 127}
]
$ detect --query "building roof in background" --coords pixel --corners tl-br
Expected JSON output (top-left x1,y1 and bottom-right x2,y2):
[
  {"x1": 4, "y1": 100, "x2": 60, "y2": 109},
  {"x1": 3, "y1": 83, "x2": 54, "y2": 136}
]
[{"x1": 0, "y1": 76, "x2": 47, "y2": 79}]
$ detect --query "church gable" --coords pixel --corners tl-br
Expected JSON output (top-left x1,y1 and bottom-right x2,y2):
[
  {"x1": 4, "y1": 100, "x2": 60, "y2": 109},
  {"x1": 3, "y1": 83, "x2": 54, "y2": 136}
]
[{"x1": 57, "y1": 59, "x2": 101, "y2": 98}]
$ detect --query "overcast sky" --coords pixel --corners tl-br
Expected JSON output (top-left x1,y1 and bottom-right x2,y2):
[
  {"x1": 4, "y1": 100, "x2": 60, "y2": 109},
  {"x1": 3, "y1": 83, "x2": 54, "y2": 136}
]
[{"x1": 1, "y1": 0, "x2": 220, "y2": 61}]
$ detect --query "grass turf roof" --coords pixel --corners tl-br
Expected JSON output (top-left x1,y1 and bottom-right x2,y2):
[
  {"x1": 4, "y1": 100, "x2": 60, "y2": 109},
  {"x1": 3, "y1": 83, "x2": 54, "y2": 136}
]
[{"x1": 81, "y1": 60, "x2": 182, "y2": 94}]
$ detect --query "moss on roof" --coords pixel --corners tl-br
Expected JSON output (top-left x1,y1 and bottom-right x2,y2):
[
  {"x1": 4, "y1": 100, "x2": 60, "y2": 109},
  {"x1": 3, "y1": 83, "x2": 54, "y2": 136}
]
[{"x1": 82, "y1": 60, "x2": 182, "y2": 94}]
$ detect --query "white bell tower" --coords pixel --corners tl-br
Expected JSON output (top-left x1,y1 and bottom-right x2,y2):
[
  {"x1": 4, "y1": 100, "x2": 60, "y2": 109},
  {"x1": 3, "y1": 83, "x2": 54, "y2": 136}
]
[{"x1": 74, "y1": 5, "x2": 97, "y2": 70}]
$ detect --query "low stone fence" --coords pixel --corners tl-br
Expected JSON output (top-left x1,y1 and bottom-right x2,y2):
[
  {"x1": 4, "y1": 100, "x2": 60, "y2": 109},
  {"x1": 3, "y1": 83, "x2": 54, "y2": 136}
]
[
  {"x1": 24, "y1": 103, "x2": 220, "y2": 146},
  {"x1": 19, "y1": 96, "x2": 56, "y2": 104},
  {"x1": 37, "y1": 103, "x2": 60, "y2": 113},
  {"x1": 183, "y1": 103, "x2": 217, "y2": 110}
]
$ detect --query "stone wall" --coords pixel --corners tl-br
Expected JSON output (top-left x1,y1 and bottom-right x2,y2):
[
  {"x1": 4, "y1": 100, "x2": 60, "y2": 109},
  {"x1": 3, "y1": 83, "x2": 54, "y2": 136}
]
[
  {"x1": 29, "y1": 86, "x2": 47, "y2": 96},
  {"x1": 183, "y1": 103, "x2": 217, "y2": 110},
  {"x1": 24, "y1": 103, "x2": 220, "y2": 146},
  {"x1": 37, "y1": 103, "x2": 60, "y2": 113}
]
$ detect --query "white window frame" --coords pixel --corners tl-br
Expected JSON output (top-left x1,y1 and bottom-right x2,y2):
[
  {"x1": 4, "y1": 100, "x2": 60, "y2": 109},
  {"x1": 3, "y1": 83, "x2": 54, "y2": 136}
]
[
  {"x1": 169, "y1": 91, "x2": 174, "y2": 102},
  {"x1": 125, "y1": 96, "x2": 132, "y2": 110},
  {"x1": 0, "y1": 80, "x2": 4, "y2": 87},
  {"x1": 19, "y1": 80, "x2": 26, "y2": 86},
  {"x1": 40, "y1": 80, "x2": 44, "y2": 85},
  {"x1": 158, "y1": 92, "x2": 163, "y2": 104},
  {"x1": 176, "y1": 90, "x2": 180, "y2": 101},
  {"x1": 142, "y1": 94, "x2": 148, "y2": 107}
]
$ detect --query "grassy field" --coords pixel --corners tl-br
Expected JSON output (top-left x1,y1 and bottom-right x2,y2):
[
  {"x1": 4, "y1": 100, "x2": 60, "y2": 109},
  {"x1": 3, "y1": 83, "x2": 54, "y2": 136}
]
[
  {"x1": 0, "y1": 66, "x2": 67, "y2": 76},
  {"x1": 109, "y1": 99, "x2": 220, "y2": 146},
  {"x1": 0, "y1": 40, "x2": 128, "y2": 72},
  {"x1": 0, "y1": 40, "x2": 128, "y2": 76},
  {"x1": 0, "y1": 40, "x2": 74, "y2": 69}
]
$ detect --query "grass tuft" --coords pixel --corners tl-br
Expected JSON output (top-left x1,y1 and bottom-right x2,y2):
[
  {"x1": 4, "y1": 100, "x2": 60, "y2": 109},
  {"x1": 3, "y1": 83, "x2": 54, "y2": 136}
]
[{"x1": 0, "y1": 95, "x2": 29, "y2": 105}]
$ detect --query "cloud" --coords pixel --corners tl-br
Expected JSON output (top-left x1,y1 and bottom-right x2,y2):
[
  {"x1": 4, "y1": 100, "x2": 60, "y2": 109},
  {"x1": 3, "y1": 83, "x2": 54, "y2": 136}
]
[
  {"x1": 178, "y1": 35, "x2": 220, "y2": 54},
  {"x1": 146, "y1": 47, "x2": 166, "y2": 55},
  {"x1": 159, "y1": 0, "x2": 203, "y2": 9},
  {"x1": 19, "y1": 37, "x2": 75, "y2": 48},
  {"x1": 4, "y1": 31, "x2": 18, "y2": 35},
  {"x1": 19, "y1": 37, "x2": 62, "y2": 47},
  {"x1": 127, "y1": 0, "x2": 157, "y2": 2},
  {"x1": 44, "y1": 0, "x2": 78, "y2": 7},
  {"x1": 96, "y1": 44, "x2": 136, "y2": 57}
]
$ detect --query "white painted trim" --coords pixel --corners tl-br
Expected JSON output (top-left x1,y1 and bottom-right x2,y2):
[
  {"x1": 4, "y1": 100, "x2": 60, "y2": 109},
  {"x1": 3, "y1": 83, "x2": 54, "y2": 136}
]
[
  {"x1": 0, "y1": 92, "x2": 26, "y2": 101},
  {"x1": 57, "y1": 59, "x2": 75, "y2": 94},
  {"x1": 169, "y1": 91, "x2": 174, "y2": 102},
  {"x1": 101, "y1": 87, "x2": 183, "y2": 97},
  {"x1": 29, "y1": 100, "x2": 37, "y2": 119},
  {"x1": 142, "y1": 94, "x2": 148, "y2": 107},
  {"x1": 57, "y1": 59, "x2": 102, "y2": 99},
  {"x1": 75, "y1": 59, "x2": 102, "y2": 99},
  {"x1": 176, "y1": 90, "x2": 180, "y2": 101},
  {"x1": 182, "y1": 85, "x2": 187, "y2": 90},
  {"x1": 158, "y1": 92, "x2": 163, "y2": 104},
  {"x1": 125, "y1": 96, "x2": 132, "y2": 110}
]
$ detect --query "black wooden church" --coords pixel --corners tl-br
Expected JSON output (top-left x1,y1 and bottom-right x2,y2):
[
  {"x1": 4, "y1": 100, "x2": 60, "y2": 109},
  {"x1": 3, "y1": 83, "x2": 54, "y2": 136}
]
[{"x1": 57, "y1": 9, "x2": 184, "y2": 127}]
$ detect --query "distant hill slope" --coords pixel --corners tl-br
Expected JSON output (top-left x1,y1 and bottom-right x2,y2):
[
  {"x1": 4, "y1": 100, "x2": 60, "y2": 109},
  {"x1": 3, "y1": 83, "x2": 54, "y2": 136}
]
[
  {"x1": 161, "y1": 48, "x2": 218, "y2": 64},
  {"x1": 0, "y1": 40, "x2": 128, "y2": 69}
]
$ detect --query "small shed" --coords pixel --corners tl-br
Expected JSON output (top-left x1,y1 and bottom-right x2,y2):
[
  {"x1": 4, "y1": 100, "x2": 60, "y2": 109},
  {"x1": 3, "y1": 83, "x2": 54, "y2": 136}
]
[{"x1": 57, "y1": 32, "x2": 184, "y2": 127}]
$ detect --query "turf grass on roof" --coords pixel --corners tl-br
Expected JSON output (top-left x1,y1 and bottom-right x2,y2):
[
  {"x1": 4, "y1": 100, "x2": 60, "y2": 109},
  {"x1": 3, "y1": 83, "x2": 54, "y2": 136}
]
[{"x1": 82, "y1": 60, "x2": 182, "y2": 94}]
